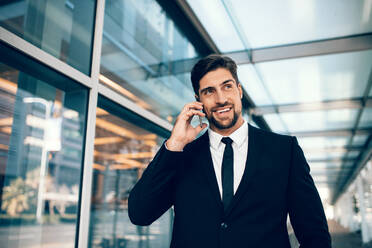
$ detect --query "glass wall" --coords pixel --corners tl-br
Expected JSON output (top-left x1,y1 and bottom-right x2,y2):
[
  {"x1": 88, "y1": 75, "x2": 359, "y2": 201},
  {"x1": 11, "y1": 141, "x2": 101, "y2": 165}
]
[
  {"x1": 0, "y1": 0, "x2": 96, "y2": 75},
  {"x1": 334, "y1": 159, "x2": 372, "y2": 243},
  {"x1": 99, "y1": 0, "x2": 199, "y2": 123},
  {"x1": 0, "y1": 43, "x2": 88, "y2": 247},
  {"x1": 88, "y1": 96, "x2": 171, "y2": 248}
]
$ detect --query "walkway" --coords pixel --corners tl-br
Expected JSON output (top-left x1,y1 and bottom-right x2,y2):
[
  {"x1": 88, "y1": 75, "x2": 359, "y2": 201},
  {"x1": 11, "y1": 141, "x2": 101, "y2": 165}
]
[{"x1": 328, "y1": 219, "x2": 362, "y2": 248}]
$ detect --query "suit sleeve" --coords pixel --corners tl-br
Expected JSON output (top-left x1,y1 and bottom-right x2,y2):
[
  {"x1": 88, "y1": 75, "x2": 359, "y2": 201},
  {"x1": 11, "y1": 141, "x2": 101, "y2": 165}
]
[
  {"x1": 288, "y1": 137, "x2": 332, "y2": 248},
  {"x1": 128, "y1": 143, "x2": 183, "y2": 226}
]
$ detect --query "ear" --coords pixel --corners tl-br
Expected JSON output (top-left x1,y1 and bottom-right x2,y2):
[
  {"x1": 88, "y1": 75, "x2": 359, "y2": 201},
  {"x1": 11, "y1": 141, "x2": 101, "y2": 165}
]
[
  {"x1": 195, "y1": 94, "x2": 200, "y2": 102},
  {"x1": 238, "y1": 83, "x2": 243, "y2": 99}
]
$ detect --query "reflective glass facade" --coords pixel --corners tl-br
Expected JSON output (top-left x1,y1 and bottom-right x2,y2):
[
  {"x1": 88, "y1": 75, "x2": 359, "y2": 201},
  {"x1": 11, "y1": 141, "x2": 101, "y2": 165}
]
[
  {"x1": 0, "y1": 43, "x2": 88, "y2": 247},
  {"x1": 100, "y1": 0, "x2": 198, "y2": 123},
  {"x1": 88, "y1": 97, "x2": 171, "y2": 248},
  {"x1": 0, "y1": 0, "x2": 96, "y2": 75}
]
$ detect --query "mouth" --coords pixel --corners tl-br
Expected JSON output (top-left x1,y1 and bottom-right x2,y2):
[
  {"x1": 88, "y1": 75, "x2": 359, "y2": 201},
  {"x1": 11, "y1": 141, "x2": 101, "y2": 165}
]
[{"x1": 213, "y1": 107, "x2": 232, "y2": 117}]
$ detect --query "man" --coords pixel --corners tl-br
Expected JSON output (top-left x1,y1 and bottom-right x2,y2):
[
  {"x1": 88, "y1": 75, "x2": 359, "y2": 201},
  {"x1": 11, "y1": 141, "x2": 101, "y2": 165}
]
[{"x1": 128, "y1": 55, "x2": 331, "y2": 248}]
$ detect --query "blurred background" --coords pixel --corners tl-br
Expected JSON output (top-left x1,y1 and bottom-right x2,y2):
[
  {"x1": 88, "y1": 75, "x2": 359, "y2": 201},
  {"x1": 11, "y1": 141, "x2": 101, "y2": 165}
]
[{"x1": 0, "y1": 0, "x2": 371, "y2": 247}]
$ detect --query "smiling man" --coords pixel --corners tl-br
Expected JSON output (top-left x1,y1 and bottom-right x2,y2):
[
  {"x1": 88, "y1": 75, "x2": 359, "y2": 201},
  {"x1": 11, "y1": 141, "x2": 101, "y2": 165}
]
[{"x1": 128, "y1": 55, "x2": 331, "y2": 248}]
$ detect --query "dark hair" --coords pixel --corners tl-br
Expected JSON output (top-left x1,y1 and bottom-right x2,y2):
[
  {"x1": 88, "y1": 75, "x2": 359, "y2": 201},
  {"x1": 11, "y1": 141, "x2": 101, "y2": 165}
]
[{"x1": 191, "y1": 54, "x2": 239, "y2": 96}]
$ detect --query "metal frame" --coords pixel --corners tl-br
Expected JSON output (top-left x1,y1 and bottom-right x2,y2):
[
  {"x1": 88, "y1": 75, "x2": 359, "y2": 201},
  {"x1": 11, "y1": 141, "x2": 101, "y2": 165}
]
[
  {"x1": 332, "y1": 67, "x2": 372, "y2": 203},
  {"x1": 143, "y1": 33, "x2": 372, "y2": 75},
  {"x1": 0, "y1": 27, "x2": 93, "y2": 89},
  {"x1": 77, "y1": 0, "x2": 105, "y2": 246},
  {"x1": 289, "y1": 128, "x2": 372, "y2": 137},
  {"x1": 307, "y1": 158, "x2": 356, "y2": 163},
  {"x1": 251, "y1": 98, "x2": 372, "y2": 115},
  {"x1": 98, "y1": 84, "x2": 173, "y2": 132},
  {"x1": 0, "y1": 0, "x2": 176, "y2": 246},
  {"x1": 227, "y1": 33, "x2": 372, "y2": 64},
  {"x1": 156, "y1": 0, "x2": 218, "y2": 56}
]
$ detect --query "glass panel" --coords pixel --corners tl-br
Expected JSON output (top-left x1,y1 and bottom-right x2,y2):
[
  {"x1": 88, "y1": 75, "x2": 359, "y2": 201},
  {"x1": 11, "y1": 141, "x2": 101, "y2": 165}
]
[
  {"x1": 359, "y1": 163, "x2": 372, "y2": 232},
  {"x1": 306, "y1": 150, "x2": 360, "y2": 161},
  {"x1": 263, "y1": 114, "x2": 287, "y2": 133},
  {"x1": 187, "y1": 0, "x2": 245, "y2": 52},
  {"x1": 359, "y1": 107, "x2": 372, "y2": 128},
  {"x1": 309, "y1": 162, "x2": 352, "y2": 170},
  {"x1": 352, "y1": 134, "x2": 369, "y2": 146},
  {"x1": 306, "y1": 150, "x2": 358, "y2": 161},
  {"x1": 311, "y1": 175, "x2": 338, "y2": 182},
  {"x1": 229, "y1": 0, "x2": 372, "y2": 49},
  {"x1": 297, "y1": 136, "x2": 349, "y2": 149},
  {"x1": 347, "y1": 150, "x2": 360, "y2": 159},
  {"x1": 89, "y1": 97, "x2": 171, "y2": 248},
  {"x1": 305, "y1": 150, "x2": 348, "y2": 161},
  {"x1": 0, "y1": 0, "x2": 96, "y2": 75},
  {"x1": 237, "y1": 64, "x2": 272, "y2": 106},
  {"x1": 272, "y1": 109, "x2": 359, "y2": 132},
  {"x1": 100, "y1": 0, "x2": 199, "y2": 123},
  {"x1": 256, "y1": 50, "x2": 372, "y2": 105},
  {"x1": 0, "y1": 43, "x2": 88, "y2": 247},
  {"x1": 311, "y1": 167, "x2": 346, "y2": 174}
]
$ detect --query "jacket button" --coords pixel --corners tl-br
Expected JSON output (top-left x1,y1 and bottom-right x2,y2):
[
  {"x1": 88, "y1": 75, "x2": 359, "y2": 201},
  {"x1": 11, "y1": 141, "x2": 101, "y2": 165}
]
[{"x1": 221, "y1": 222, "x2": 228, "y2": 229}]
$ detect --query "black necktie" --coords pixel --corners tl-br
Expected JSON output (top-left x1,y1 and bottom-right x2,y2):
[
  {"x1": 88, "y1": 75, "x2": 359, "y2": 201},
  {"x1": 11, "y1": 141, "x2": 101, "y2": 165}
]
[{"x1": 221, "y1": 137, "x2": 233, "y2": 211}]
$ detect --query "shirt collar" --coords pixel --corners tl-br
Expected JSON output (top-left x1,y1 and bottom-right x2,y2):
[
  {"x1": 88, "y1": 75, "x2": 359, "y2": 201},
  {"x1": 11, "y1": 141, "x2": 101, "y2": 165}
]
[{"x1": 208, "y1": 121, "x2": 248, "y2": 149}]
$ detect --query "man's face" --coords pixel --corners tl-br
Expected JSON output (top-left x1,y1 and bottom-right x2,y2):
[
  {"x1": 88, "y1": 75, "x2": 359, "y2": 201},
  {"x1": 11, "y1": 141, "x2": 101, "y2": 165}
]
[{"x1": 197, "y1": 68, "x2": 244, "y2": 135}]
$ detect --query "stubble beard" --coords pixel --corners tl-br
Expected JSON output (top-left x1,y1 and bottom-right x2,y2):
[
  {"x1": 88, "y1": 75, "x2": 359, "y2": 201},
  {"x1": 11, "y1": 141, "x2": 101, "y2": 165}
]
[{"x1": 207, "y1": 106, "x2": 240, "y2": 130}]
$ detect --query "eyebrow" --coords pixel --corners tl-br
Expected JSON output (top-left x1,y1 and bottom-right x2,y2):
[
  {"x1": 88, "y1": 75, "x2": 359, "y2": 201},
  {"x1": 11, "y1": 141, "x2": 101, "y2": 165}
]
[{"x1": 199, "y1": 79, "x2": 234, "y2": 95}]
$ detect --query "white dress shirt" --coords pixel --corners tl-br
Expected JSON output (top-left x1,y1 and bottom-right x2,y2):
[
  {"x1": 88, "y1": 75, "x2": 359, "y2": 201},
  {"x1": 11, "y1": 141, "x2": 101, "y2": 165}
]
[{"x1": 208, "y1": 121, "x2": 248, "y2": 198}]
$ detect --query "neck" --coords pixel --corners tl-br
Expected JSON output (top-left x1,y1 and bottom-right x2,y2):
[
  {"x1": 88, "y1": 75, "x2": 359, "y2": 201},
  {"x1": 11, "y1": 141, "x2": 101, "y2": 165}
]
[{"x1": 210, "y1": 116, "x2": 245, "y2": 136}]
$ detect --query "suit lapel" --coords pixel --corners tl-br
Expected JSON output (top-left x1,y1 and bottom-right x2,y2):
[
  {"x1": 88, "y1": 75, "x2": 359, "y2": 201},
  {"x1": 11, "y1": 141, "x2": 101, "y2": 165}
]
[
  {"x1": 198, "y1": 132, "x2": 224, "y2": 210},
  {"x1": 225, "y1": 124, "x2": 261, "y2": 216}
]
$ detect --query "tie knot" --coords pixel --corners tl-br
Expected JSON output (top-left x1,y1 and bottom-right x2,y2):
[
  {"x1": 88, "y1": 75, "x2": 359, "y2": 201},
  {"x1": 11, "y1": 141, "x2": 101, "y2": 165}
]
[{"x1": 221, "y1": 137, "x2": 233, "y2": 146}]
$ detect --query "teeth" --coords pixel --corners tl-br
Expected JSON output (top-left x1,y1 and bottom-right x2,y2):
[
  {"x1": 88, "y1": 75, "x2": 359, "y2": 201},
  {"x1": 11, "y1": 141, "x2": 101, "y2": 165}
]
[{"x1": 217, "y1": 108, "x2": 230, "y2": 113}]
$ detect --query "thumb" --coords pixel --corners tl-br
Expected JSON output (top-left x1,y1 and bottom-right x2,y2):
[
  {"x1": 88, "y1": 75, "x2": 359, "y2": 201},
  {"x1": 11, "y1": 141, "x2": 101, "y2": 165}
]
[{"x1": 196, "y1": 123, "x2": 208, "y2": 133}]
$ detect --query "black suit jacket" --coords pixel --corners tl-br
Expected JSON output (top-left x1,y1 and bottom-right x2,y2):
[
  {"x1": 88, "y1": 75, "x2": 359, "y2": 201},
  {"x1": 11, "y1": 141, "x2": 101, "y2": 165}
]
[{"x1": 129, "y1": 124, "x2": 331, "y2": 248}]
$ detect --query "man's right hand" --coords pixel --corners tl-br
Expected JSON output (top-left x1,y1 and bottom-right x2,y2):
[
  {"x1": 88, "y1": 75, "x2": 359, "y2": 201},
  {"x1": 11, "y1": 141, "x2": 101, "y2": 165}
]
[{"x1": 166, "y1": 101, "x2": 208, "y2": 151}]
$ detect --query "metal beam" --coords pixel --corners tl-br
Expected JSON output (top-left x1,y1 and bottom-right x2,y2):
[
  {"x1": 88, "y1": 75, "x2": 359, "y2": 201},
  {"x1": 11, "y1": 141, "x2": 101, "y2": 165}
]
[
  {"x1": 332, "y1": 135, "x2": 372, "y2": 204},
  {"x1": 332, "y1": 66, "x2": 372, "y2": 204},
  {"x1": 251, "y1": 98, "x2": 372, "y2": 115},
  {"x1": 310, "y1": 164, "x2": 353, "y2": 169},
  {"x1": 155, "y1": 0, "x2": 218, "y2": 56},
  {"x1": 227, "y1": 33, "x2": 372, "y2": 64},
  {"x1": 303, "y1": 146, "x2": 364, "y2": 153},
  {"x1": 290, "y1": 128, "x2": 372, "y2": 137},
  {"x1": 138, "y1": 33, "x2": 372, "y2": 76},
  {"x1": 307, "y1": 158, "x2": 356, "y2": 163}
]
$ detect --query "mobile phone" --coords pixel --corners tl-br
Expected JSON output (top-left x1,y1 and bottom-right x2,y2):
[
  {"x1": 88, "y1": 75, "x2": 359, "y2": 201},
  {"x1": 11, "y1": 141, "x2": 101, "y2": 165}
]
[
  {"x1": 198, "y1": 107, "x2": 204, "y2": 127},
  {"x1": 196, "y1": 97, "x2": 203, "y2": 127}
]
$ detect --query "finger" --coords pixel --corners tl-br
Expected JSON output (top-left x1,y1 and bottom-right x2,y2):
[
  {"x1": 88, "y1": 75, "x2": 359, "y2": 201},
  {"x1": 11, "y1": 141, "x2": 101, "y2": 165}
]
[
  {"x1": 183, "y1": 109, "x2": 205, "y2": 119},
  {"x1": 195, "y1": 123, "x2": 208, "y2": 133},
  {"x1": 182, "y1": 102, "x2": 203, "y2": 112}
]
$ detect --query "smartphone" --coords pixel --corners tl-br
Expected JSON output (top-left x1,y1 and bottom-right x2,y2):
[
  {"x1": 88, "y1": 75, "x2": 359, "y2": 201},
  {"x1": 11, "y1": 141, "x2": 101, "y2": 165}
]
[
  {"x1": 196, "y1": 97, "x2": 204, "y2": 127},
  {"x1": 198, "y1": 107, "x2": 204, "y2": 127}
]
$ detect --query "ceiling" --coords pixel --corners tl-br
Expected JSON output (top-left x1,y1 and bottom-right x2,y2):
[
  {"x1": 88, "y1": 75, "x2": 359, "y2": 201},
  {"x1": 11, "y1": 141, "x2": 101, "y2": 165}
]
[{"x1": 157, "y1": 0, "x2": 372, "y2": 204}]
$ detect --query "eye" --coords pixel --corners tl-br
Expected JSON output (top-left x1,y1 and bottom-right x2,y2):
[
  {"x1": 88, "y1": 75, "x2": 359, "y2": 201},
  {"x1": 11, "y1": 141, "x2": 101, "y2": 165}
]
[
  {"x1": 203, "y1": 88, "x2": 214, "y2": 95},
  {"x1": 224, "y1": 84, "x2": 233, "y2": 90}
]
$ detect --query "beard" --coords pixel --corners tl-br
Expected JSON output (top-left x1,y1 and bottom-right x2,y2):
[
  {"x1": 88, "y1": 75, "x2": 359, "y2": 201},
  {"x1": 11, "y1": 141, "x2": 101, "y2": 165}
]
[{"x1": 206, "y1": 104, "x2": 240, "y2": 130}]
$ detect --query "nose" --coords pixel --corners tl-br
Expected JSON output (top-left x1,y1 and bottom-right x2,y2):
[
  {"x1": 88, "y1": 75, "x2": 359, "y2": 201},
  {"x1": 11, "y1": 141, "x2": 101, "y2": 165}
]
[{"x1": 215, "y1": 89, "x2": 227, "y2": 104}]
